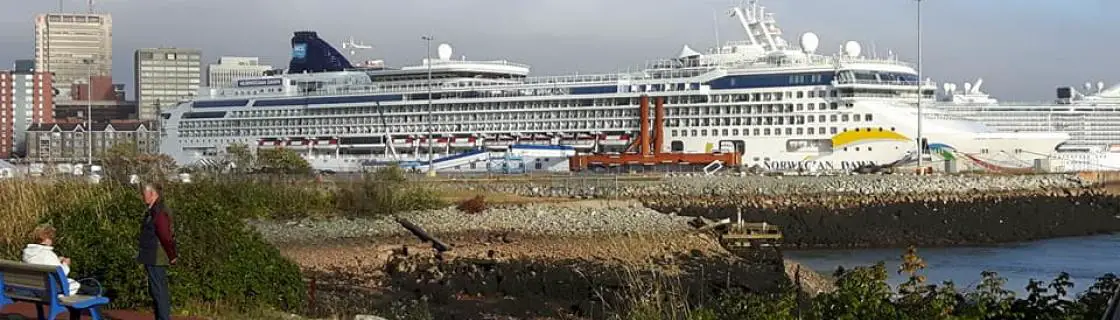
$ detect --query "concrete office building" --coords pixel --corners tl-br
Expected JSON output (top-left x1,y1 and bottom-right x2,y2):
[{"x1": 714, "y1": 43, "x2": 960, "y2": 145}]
[
  {"x1": 34, "y1": 13, "x2": 112, "y2": 100},
  {"x1": 0, "y1": 63, "x2": 54, "y2": 159},
  {"x1": 207, "y1": 57, "x2": 271, "y2": 88},
  {"x1": 134, "y1": 48, "x2": 201, "y2": 121}
]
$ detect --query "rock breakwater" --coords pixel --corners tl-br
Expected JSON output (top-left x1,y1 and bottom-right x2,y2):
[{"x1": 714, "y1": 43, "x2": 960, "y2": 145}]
[
  {"x1": 442, "y1": 174, "x2": 1087, "y2": 199},
  {"x1": 647, "y1": 189, "x2": 1120, "y2": 248}
]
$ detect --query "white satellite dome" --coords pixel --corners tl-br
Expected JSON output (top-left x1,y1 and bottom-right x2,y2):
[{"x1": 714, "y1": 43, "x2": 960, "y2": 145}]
[
  {"x1": 437, "y1": 43, "x2": 453, "y2": 61},
  {"x1": 843, "y1": 41, "x2": 862, "y2": 57},
  {"x1": 799, "y1": 32, "x2": 819, "y2": 54}
]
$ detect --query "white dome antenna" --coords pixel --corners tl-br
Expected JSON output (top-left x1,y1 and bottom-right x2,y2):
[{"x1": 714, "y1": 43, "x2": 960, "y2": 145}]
[
  {"x1": 1098, "y1": 81, "x2": 1106, "y2": 92},
  {"x1": 964, "y1": 82, "x2": 973, "y2": 93},
  {"x1": 843, "y1": 41, "x2": 862, "y2": 57},
  {"x1": 437, "y1": 43, "x2": 453, "y2": 61},
  {"x1": 942, "y1": 83, "x2": 951, "y2": 93},
  {"x1": 799, "y1": 32, "x2": 819, "y2": 54},
  {"x1": 947, "y1": 83, "x2": 957, "y2": 93},
  {"x1": 1085, "y1": 82, "x2": 1093, "y2": 92}
]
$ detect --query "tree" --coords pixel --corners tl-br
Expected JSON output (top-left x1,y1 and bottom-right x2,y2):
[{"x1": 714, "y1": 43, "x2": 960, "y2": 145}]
[
  {"x1": 223, "y1": 143, "x2": 254, "y2": 173},
  {"x1": 255, "y1": 148, "x2": 311, "y2": 175},
  {"x1": 99, "y1": 141, "x2": 177, "y2": 184}
]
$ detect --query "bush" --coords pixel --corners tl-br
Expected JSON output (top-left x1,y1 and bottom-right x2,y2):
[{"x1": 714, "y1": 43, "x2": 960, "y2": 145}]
[
  {"x1": 178, "y1": 177, "x2": 335, "y2": 219},
  {"x1": 41, "y1": 183, "x2": 305, "y2": 312},
  {"x1": 456, "y1": 195, "x2": 487, "y2": 214},
  {"x1": 336, "y1": 166, "x2": 445, "y2": 218}
]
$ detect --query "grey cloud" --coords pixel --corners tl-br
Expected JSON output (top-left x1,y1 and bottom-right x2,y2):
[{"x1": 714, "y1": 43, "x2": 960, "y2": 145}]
[{"x1": 0, "y1": 0, "x2": 1116, "y2": 101}]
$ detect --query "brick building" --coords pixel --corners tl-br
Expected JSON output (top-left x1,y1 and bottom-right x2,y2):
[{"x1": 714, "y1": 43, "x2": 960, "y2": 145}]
[{"x1": 0, "y1": 67, "x2": 54, "y2": 159}]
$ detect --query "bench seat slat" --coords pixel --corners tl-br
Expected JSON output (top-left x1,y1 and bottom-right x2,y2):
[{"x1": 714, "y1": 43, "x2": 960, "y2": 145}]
[{"x1": 60, "y1": 295, "x2": 110, "y2": 309}]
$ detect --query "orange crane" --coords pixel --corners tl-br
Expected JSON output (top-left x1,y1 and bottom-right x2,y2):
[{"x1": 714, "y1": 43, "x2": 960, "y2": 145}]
[{"x1": 569, "y1": 95, "x2": 741, "y2": 171}]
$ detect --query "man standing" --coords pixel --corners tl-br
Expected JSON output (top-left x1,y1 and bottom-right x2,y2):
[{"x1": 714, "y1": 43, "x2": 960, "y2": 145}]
[{"x1": 138, "y1": 182, "x2": 177, "y2": 320}]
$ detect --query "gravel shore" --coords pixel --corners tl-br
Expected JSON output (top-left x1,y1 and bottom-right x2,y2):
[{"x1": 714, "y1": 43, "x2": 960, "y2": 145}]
[
  {"x1": 249, "y1": 200, "x2": 695, "y2": 245},
  {"x1": 252, "y1": 174, "x2": 1095, "y2": 245},
  {"x1": 442, "y1": 173, "x2": 1088, "y2": 199}
]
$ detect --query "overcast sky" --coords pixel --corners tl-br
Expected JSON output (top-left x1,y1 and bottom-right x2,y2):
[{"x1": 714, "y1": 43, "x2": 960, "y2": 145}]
[{"x1": 0, "y1": 0, "x2": 1116, "y2": 101}]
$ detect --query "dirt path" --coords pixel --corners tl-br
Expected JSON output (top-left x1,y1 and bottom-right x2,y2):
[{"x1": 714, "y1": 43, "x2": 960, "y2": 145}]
[{"x1": 0, "y1": 302, "x2": 205, "y2": 320}]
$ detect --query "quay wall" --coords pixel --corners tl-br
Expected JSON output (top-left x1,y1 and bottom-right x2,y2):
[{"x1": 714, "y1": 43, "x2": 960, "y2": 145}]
[{"x1": 645, "y1": 189, "x2": 1120, "y2": 248}]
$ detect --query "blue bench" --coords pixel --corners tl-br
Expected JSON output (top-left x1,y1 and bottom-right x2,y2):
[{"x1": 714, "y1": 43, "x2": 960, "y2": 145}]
[{"x1": 0, "y1": 259, "x2": 109, "y2": 320}]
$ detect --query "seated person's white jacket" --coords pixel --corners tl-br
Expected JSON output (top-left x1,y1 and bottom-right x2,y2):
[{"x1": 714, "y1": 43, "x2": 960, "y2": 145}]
[{"x1": 22, "y1": 244, "x2": 81, "y2": 296}]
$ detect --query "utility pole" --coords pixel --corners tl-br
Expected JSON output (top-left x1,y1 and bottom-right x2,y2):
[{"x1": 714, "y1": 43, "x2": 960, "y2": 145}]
[
  {"x1": 422, "y1": 35, "x2": 435, "y2": 177},
  {"x1": 915, "y1": 0, "x2": 924, "y2": 174}
]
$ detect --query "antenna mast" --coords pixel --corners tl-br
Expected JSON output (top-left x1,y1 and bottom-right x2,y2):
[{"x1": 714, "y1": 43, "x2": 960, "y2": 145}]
[
  {"x1": 88, "y1": 0, "x2": 93, "y2": 13},
  {"x1": 713, "y1": 9, "x2": 721, "y2": 50}
]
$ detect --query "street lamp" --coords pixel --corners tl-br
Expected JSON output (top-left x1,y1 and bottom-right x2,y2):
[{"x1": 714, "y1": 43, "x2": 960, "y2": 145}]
[
  {"x1": 422, "y1": 35, "x2": 435, "y2": 176},
  {"x1": 915, "y1": 0, "x2": 924, "y2": 173}
]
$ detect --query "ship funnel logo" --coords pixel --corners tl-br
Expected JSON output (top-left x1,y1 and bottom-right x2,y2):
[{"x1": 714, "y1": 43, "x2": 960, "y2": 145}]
[{"x1": 292, "y1": 43, "x2": 308, "y2": 59}]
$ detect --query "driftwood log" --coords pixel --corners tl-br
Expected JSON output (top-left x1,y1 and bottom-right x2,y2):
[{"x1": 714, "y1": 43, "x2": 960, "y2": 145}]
[{"x1": 396, "y1": 217, "x2": 452, "y2": 252}]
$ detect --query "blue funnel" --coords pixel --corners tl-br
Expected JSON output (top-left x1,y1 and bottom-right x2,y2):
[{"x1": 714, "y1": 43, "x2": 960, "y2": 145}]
[{"x1": 287, "y1": 31, "x2": 354, "y2": 74}]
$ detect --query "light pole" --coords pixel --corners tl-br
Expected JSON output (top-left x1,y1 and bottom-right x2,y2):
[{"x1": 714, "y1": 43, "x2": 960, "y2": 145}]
[
  {"x1": 422, "y1": 35, "x2": 435, "y2": 176},
  {"x1": 915, "y1": 0, "x2": 924, "y2": 174},
  {"x1": 84, "y1": 58, "x2": 93, "y2": 166}
]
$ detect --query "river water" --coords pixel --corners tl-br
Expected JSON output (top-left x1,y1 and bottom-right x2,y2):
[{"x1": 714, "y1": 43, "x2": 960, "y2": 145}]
[{"x1": 785, "y1": 233, "x2": 1120, "y2": 295}]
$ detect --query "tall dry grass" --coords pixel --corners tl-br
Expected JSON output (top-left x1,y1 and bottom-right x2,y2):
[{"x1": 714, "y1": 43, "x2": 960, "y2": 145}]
[{"x1": 0, "y1": 179, "x2": 107, "y2": 258}]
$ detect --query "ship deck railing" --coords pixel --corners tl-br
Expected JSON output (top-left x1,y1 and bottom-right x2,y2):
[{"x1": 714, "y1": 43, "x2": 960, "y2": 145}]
[{"x1": 402, "y1": 59, "x2": 532, "y2": 70}]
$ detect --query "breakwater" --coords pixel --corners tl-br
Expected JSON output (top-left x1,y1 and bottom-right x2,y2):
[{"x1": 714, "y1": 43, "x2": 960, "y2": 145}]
[
  {"x1": 435, "y1": 174, "x2": 1086, "y2": 199},
  {"x1": 646, "y1": 188, "x2": 1120, "y2": 248}
]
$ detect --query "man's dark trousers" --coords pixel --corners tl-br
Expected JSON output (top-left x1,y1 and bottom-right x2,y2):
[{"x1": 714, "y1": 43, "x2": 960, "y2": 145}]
[{"x1": 145, "y1": 264, "x2": 171, "y2": 320}]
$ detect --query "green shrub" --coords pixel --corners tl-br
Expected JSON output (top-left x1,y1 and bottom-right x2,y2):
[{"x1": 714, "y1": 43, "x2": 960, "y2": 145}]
[
  {"x1": 336, "y1": 166, "x2": 446, "y2": 218},
  {"x1": 43, "y1": 183, "x2": 305, "y2": 312},
  {"x1": 177, "y1": 177, "x2": 335, "y2": 219}
]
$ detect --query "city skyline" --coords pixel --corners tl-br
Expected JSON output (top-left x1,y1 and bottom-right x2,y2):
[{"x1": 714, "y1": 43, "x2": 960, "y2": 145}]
[{"x1": 0, "y1": 0, "x2": 1117, "y2": 101}]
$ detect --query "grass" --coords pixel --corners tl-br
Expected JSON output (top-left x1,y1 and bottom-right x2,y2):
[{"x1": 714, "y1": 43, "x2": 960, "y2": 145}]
[{"x1": 0, "y1": 179, "x2": 104, "y2": 258}]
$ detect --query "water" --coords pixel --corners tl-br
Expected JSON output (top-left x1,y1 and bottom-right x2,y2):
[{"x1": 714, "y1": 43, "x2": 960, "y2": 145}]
[{"x1": 785, "y1": 234, "x2": 1120, "y2": 295}]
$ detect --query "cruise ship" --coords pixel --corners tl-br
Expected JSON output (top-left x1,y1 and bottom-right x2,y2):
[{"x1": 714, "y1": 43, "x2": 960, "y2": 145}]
[
  {"x1": 159, "y1": 1, "x2": 1067, "y2": 174},
  {"x1": 935, "y1": 80, "x2": 1120, "y2": 171}
]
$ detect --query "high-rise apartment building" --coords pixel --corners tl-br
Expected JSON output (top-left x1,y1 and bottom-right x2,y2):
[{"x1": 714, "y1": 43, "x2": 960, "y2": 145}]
[
  {"x1": 34, "y1": 13, "x2": 112, "y2": 101},
  {"x1": 134, "y1": 48, "x2": 201, "y2": 121},
  {"x1": 207, "y1": 57, "x2": 272, "y2": 88},
  {"x1": 0, "y1": 64, "x2": 54, "y2": 159}
]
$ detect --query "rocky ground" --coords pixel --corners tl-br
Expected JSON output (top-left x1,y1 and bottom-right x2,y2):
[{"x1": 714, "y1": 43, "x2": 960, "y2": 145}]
[
  {"x1": 434, "y1": 173, "x2": 1088, "y2": 199},
  {"x1": 252, "y1": 198, "x2": 830, "y2": 319},
  {"x1": 250, "y1": 173, "x2": 1116, "y2": 319},
  {"x1": 249, "y1": 200, "x2": 694, "y2": 245}
]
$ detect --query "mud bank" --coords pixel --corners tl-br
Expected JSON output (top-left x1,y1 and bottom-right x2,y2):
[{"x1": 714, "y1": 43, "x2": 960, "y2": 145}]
[
  {"x1": 646, "y1": 189, "x2": 1120, "y2": 248},
  {"x1": 284, "y1": 233, "x2": 831, "y2": 320}
]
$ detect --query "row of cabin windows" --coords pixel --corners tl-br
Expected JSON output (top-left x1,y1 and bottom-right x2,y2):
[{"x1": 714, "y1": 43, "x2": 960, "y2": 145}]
[
  {"x1": 668, "y1": 102, "x2": 841, "y2": 116},
  {"x1": 670, "y1": 126, "x2": 897, "y2": 137},
  {"x1": 669, "y1": 113, "x2": 874, "y2": 127},
  {"x1": 226, "y1": 89, "x2": 841, "y2": 119},
  {"x1": 709, "y1": 90, "x2": 838, "y2": 103}
]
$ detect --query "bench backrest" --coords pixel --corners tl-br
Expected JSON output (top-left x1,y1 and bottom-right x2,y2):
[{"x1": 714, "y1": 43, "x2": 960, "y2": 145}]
[{"x1": 0, "y1": 259, "x2": 68, "y2": 303}]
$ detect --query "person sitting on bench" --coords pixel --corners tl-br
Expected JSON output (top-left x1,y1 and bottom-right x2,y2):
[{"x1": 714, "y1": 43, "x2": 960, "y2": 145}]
[{"x1": 21, "y1": 224, "x2": 97, "y2": 296}]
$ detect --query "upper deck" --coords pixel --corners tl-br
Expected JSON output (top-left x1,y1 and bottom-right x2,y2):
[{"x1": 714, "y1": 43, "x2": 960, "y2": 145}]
[{"x1": 191, "y1": 1, "x2": 928, "y2": 105}]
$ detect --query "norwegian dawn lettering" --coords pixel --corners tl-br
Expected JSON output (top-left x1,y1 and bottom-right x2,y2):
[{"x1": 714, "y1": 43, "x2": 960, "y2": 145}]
[
  {"x1": 236, "y1": 78, "x2": 283, "y2": 87},
  {"x1": 763, "y1": 160, "x2": 876, "y2": 171}
]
